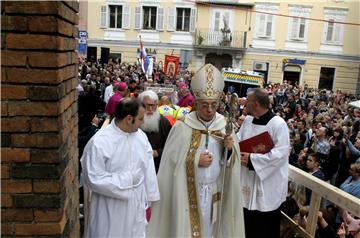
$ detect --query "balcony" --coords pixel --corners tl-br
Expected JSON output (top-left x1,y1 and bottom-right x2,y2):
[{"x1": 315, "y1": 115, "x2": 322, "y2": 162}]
[{"x1": 194, "y1": 28, "x2": 247, "y2": 49}]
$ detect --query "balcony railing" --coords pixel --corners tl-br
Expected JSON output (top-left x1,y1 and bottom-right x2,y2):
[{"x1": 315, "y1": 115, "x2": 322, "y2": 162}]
[{"x1": 194, "y1": 28, "x2": 247, "y2": 48}]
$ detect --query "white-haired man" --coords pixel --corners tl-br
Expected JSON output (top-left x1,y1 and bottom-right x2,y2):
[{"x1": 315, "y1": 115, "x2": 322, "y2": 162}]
[{"x1": 139, "y1": 90, "x2": 172, "y2": 172}]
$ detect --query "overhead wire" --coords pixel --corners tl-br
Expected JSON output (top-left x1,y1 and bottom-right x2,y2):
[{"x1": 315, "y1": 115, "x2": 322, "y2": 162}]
[{"x1": 185, "y1": 0, "x2": 360, "y2": 26}]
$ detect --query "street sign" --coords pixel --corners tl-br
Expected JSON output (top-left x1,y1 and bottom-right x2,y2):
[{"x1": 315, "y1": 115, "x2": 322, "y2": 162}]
[{"x1": 78, "y1": 30, "x2": 88, "y2": 54}]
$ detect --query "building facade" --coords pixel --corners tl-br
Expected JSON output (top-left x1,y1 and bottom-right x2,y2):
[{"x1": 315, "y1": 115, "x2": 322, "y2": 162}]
[{"x1": 84, "y1": 0, "x2": 360, "y2": 93}]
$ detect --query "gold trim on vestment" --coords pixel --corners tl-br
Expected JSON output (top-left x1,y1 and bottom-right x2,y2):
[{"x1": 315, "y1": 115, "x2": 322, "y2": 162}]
[
  {"x1": 186, "y1": 129, "x2": 202, "y2": 238},
  {"x1": 212, "y1": 192, "x2": 221, "y2": 203}
]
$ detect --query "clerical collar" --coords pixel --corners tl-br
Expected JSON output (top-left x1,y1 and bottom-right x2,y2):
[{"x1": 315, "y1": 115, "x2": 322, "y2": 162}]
[{"x1": 252, "y1": 110, "x2": 275, "y2": 125}]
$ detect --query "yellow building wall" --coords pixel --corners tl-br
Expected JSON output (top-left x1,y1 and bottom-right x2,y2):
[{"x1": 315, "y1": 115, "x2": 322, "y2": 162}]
[{"x1": 242, "y1": 53, "x2": 360, "y2": 93}]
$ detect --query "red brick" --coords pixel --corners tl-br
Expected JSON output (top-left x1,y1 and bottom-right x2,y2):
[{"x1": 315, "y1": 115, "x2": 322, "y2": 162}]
[
  {"x1": 29, "y1": 17, "x2": 74, "y2": 37},
  {"x1": 28, "y1": 52, "x2": 61, "y2": 68},
  {"x1": 36, "y1": 134, "x2": 62, "y2": 148},
  {"x1": 34, "y1": 209, "x2": 63, "y2": 222},
  {"x1": 1, "y1": 85, "x2": 27, "y2": 100},
  {"x1": 5, "y1": 65, "x2": 77, "y2": 84},
  {"x1": 30, "y1": 149, "x2": 62, "y2": 164},
  {"x1": 1, "y1": 102, "x2": 9, "y2": 116},
  {"x1": 1, "y1": 194, "x2": 13, "y2": 208},
  {"x1": 58, "y1": 3, "x2": 78, "y2": 25},
  {"x1": 1, "y1": 209, "x2": 34, "y2": 222},
  {"x1": 11, "y1": 134, "x2": 61, "y2": 148},
  {"x1": 2, "y1": 165, "x2": 10, "y2": 179},
  {"x1": 10, "y1": 134, "x2": 37, "y2": 148},
  {"x1": 63, "y1": 1, "x2": 79, "y2": 13},
  {"x1": 57, "y1": 37, "x2": 76, "y2": 51},
  {"x1": 2, "y1": 117, "x2": 30, "y2": 132},
  {"x1": 28, "y1": 52, "x2": 69, "y2": 68},
  {"x1": 1, "y1": 180, "x2": 32, "y2": 193},
  {"x1": 1, "y1": 15, "x2": 27, "y2": 31},
  {"x1": 30, "y1": 118, "x2": 60, "y2": 132},
  {"x1": 1, "y1": 67, "x2": 7, "y2": 82},
  {"x1": 1, "y1": 50, "x2": 27, "y2": 66},
  {"x1": 4, "y1": 2, "x2": 59, "y2": 14},
  {"x1": 6, "y1": 34, "x2": 58, "y2": 50},
  {"x1": 8, "y1": 101, "x2": 59, "y2": 116},
  {"x1": 1, "y1": 223, "x2": 15, "y2": 235},
  {"x1": 1, "y1": 148, "x2": 30, "y2": 163},
  {"x1": 33, "y1": 180, "x2": 61, "y2": 193},
  {"x1": 5, "y1": 68, "x2": 60, "y2": 84},
  {"x1": 15, "y1": 218, "x2": 65, "y2": 235}
]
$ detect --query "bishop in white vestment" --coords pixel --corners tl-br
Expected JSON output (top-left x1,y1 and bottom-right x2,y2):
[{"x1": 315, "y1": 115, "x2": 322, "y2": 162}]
[{"x1": 147, "y1": 64, "x2": 245, "y2": 238}]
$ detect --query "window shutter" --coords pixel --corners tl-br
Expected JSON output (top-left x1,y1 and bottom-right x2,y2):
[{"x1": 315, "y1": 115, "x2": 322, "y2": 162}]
[
  {"x1": 100, "y1": 5, "x2": 107, "y2": 28},
  {"x1": 323, "y1": 21, "x2": 328, "y2": 42},
  {"x1": 290, "y1": 18, "x2": 299, "y2": 39},
  {"x1": 333, "y1": 23, "x2": 341, "y2": 43},
  {"x1": 134, "y1": 6, "x2": 141, "y2": 29},
  {"x1": 167, "y1": 7, "x2": 175, "y2": 31},
  {"x1": 298, "y1": 18, "x2": 306, "y2": 39},
  {"x1": 265, "y1": 15, "x2": 273, "y2": 37},
  {"x1": 122, "y1": 5, "x2": 130, "y2": 29},
  {"x1": 190, "y1": 8, "x2": 196, "y2": 32},
  {"x1": 214, "y1": 12, "x2": 220, "y2": 31},
  {"x1": 156, "y1": 7, "x2": 164, "y2": 31},
  {"x1": 256, "y1": 14, "x2": 266, "y2": 37},
  {"x1": 334, "y1": 16, "x2": 343, "y2": 43}
]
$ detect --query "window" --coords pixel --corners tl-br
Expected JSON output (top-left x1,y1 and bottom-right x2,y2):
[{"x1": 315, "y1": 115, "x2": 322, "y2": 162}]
[
  {"x1": 256, "y1": 13, "x2": 274, "y2": 37},
  {"x1": 322, "y1": 8, "x2": 348, "y2": 45},
  {"x1": 109, "y1": 5, "x2": 122, "y2": 28},
  {"x1": 143, "y1": 6, "x2": 157, "y2": 30},
  {"x1": 318, "y1": 67, "x2": 335, "y2": 90},
  {"x1": 254, "y1": 3, "x2": 278, "y2": 39},
  {"x1": 290, "y1": 17, "x2": 306, "y2": 40},
  {"x1": 176, "y1": 8, "x2": 190, "y2": 31},
  {"x1": 288, "y1": 5, "x2": 312, "y2": 41},
  {"x1": 100, "y1": 5, "x2": 130, "y2": 29}
]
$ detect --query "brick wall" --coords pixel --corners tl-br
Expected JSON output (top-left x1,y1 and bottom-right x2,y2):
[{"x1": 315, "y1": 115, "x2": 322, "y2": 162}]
[{"x1": 1, "y1": 1, "x2": 79, "y2": 237}]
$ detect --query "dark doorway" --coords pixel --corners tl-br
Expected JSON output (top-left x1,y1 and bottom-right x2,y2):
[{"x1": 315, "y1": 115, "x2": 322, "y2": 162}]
[
  {"x1": 283, "y1": 65, "x2": 301, "y2": 86},
  {"x1": 318, "y1": 67, "x2": 335, "y2": 90},
  {"x1": 205, "y1": 53, "x2": 232, "y2": 70}
]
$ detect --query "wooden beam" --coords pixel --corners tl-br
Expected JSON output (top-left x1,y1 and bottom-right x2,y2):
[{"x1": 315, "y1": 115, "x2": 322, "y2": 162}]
[
  {"x1": 289, "y1": 165, "x2": 360, "y2": 217},
  {"x1": 306, "y1": 192, "x2": 321, "y2": 236}
]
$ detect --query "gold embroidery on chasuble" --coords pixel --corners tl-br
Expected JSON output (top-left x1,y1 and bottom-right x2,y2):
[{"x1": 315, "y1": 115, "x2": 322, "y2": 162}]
[{"x1": 186, "y1": 129, "x2": 202, "y2": 238}]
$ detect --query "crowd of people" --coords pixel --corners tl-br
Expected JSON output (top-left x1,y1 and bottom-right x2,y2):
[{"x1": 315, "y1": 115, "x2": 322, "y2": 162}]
[{"x1": 77, "y1": 58, "x2": 360, "y2": 238}]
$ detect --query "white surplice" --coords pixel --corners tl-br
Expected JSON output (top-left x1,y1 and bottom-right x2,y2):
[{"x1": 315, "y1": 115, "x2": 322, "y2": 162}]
[
  {"x1": 81, "y1": 120, "x2": 160, "y2": 238},
  {"x1": 237, "y1": 115, "x2": 290, "y2": 212}
]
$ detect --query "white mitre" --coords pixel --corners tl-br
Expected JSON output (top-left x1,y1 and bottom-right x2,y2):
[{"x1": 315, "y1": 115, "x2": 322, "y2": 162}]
[{"x1": 191, "y1": 64, "x2": 224, "y2": 100}]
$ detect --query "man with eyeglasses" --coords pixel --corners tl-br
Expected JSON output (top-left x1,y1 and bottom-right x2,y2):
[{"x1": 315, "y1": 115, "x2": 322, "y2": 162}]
[
  {"x1": 147, "y1": 64, "x2": 245, "y2": 237},
  {"x1": 138, "y1": 90, "x2": 172, "y2": 173}
]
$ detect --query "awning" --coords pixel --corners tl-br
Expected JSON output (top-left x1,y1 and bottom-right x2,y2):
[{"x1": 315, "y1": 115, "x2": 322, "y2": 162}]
[{"x1": 349, "y1": 100, "x2": 360, "y2": 109}]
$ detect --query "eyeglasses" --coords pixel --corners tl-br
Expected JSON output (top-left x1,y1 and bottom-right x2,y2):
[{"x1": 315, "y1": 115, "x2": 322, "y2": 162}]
[
  {"x1": 144, "y1": 103, "x2": 157, "y2": 110},
  {"x1": 199, "y1": 102, "x2": 219, "y2": 110}
]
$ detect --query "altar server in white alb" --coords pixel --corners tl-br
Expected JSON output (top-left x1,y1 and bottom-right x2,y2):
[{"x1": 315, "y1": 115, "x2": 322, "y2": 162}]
[
  {"x1": 81, "y1": 98, "x2": 160, "y2": 238},
  {"x1": 237, "y1": 88, "x2": 290, "y2": 238}
]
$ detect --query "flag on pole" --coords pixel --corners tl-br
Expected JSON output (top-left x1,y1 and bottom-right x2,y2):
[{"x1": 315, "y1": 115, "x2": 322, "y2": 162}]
[{"x1": 139, "y1": 36, "x2": 151, "y2": 76}]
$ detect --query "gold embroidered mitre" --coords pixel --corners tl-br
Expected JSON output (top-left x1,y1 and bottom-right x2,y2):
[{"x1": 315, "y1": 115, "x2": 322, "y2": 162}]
[{"x1": 191, "y1": 64, "x2": 224, "y2": 100}]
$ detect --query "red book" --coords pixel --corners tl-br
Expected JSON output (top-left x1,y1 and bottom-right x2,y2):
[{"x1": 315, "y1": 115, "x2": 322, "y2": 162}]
[{"x1": 239, "y1": 131, "x2": 274, "y2": 154}]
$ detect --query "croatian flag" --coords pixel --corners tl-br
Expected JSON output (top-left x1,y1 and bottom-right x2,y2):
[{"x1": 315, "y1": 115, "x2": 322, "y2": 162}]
[{"x1": 139, "y1": 36, "x2": 151, "y2": 75}]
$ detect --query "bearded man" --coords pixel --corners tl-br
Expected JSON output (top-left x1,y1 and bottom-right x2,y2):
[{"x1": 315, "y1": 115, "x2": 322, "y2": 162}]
[{"x1": 139, "y1": 90, "x2": 172, "y2": 172}]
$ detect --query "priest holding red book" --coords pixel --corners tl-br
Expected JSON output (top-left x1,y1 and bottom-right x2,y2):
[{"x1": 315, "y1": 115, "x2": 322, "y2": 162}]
[{"x1": 237, "y1": 88, "x2": 290, "y2": 238}]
